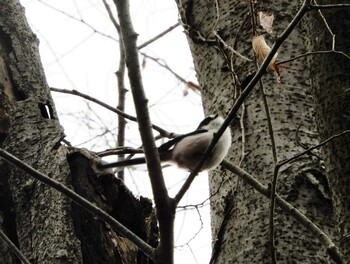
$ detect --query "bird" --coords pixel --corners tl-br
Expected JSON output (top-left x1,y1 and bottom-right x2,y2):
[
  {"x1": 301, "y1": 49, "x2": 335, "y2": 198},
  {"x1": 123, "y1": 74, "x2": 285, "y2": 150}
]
[{"x1": 100, "y1": 114, "x2": 231, "y2": 172}]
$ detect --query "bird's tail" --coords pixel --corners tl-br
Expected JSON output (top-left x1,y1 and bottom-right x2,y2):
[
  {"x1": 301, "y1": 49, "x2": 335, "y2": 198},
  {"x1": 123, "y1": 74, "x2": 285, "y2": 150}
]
[
  {"x1": 98, "y1": 151, "x2": 173, "y2": 171},
  {"x1": 99, "y1": 157, "x2": 146, "y2": 170}
]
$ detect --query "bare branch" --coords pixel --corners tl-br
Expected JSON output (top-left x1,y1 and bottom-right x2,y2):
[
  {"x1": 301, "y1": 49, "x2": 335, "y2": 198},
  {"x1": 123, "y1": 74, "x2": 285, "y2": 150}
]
[
  {"x1": 0, "y1": 228, "x2": 31, "y2": 264},
  {"x1": 248, "y1": 3, "x2": 279, "y2": 260},
  {"x1": 97, "y1": 147, "x2": 144, "y2": 157},
  {"x1": 37, "y1": 0, "x2": 118, "y2": 42},
  {"x1": 278, "y1": 1, "x2": 350, "y2": 66},
  {"x1": 213, "y1": 31, "x2": 252, "y2": 62},
  {"x1": 278, "y1": 130, "x2": 350, "y2": 168},
  {"x1": 102, "y1": 0, "x2": 128, "y2": 180},
  {"x1": 138, "y1": 22, "x2": 180, "y2": 50},
  {"x1": 209, "y1": 190, "x2": 235, "y2": 264},
  {"x1": 50, "y1": 87, "x2": 174, "y2": 138},
  {"x1": 310, "y1": 3, "x2": 350, "y2": 9},
  {"x1": 277, "y1": 50, "x2": 350, "y2": 65},
  {"x1": 221, "y1": 159, "x2": 343, "y2": 264},
  {"x1": 114, "y1": 0, "x2": 174, "y2": 262},
  {"x1": 140, "y1": 52, "x2": 200, "y2": 93},
  {"x1": 101, "y1": 0, "x2": 120, "y2": 32},
  {"x1": 260, "y1": 79, "x2": 278, "y2": 263},
  {"x1": 115, "y1": 45, "x2": 127, "y2": 179},
  {"x1": 0, "y1": 148, "x2": 155, "y2": 260}
]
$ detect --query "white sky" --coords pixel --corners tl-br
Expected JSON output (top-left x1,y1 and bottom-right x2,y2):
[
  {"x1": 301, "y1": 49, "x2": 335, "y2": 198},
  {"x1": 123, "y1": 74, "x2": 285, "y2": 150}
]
[{"x1": 20, "y1": 0, "x2": 212, "y2": 263}]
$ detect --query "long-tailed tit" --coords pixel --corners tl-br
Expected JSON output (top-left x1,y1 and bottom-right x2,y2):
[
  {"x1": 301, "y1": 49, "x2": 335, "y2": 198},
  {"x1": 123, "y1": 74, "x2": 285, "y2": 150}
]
[{"x1": 100, "y1": 114, "x2": 231, "y2": 172}]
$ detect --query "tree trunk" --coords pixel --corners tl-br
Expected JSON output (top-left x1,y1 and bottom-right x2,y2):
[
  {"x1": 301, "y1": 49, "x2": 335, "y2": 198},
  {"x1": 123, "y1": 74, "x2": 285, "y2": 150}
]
[
  {"x1": 176, "y1": 0, "x2": 337, "y2": 262},
  {"x1": 0, "y1": 1, "x2": 81, "y2": 263},
  {"x1": 303, "y1": 3, "x2": 350, "y2": 260},
  {"x1": 0, "y1": 1, "x2": 156, "y2": 263}
]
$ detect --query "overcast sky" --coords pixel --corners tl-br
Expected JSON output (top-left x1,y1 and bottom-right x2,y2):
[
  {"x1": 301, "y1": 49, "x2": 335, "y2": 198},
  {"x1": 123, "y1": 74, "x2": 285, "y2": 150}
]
[{"x1": 20, "y1": 0, "x2": 212, "y2": 263}]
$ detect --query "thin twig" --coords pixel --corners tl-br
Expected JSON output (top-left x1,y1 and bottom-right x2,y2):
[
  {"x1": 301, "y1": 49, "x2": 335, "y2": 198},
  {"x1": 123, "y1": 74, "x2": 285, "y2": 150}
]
[
  {"x1": 97, "y1": 147, "x2": 144, "y2": 157},
  {"x1": 0, "y1": 228, "x2": 31, "y2": 264},
  {"x1": 248, "y1": 3, "x2": 279, "y2": 261},
  {"x1": 278, "y1": 1, "x2": 350, "y2": 66},
  {"x1": 249, "y1": 0, "x2": 257, "y2": 36},
  {"x1": 278, "y1": 130, "x2": 350, "y2": 168},
  {"x1": 315, "y1": 0, "x2": 336, "y2": 50},
  {"x1": 50, "y1": 87, "x2": 174, "y2": 138},
  {"x1": 277, "y1": 50, "x2": 350, "y2": 65},
  {"x1": 140, "y1": 52, "x2": 200, "y2": 93},
  {"x1": 238, "y1": 102, "x2": 246, "y2": 167},
  {"x1": 138, "y1": 22, "x2": 180, "y2": 50},
  {"x1": 212, "y1": 0, "x2": 251, "y2": 62},
  {"x1": 101, "y1": 0, "x2": 120, "y2": 32},
  {"x1": 101, "y1": 0, "x2": 127, "y2": 179},
  {"x1": 0, "y1": 148, "x2": 155, "y2": 260},
  {"x1": 213, "y1": 31, "x2": 252, "y2": 62},
  {"x1": 310, "y1": 3, "x2": 350, "y2": 9},
  {"x1": 115, "y1": 43, "x2": 127, "y2": 180},
  {"x1": 37, "y1": 0, "x2": 118, "y2": 42},
  {"x1": 260, "y1": 79, "x2": 279, "y2": 263},
  {"x1": 175, "y1": 206, "x2": 204, "y2": 248},
  {"x1": 209, "y1": 190, "x2": 235, "y2": 264}
]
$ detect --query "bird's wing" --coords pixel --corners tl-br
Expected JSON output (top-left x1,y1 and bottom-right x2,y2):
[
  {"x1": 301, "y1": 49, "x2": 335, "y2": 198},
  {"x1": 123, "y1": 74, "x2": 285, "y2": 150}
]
[{"x1": 158, "y1": 129, "x2": 208, "y2": 153}]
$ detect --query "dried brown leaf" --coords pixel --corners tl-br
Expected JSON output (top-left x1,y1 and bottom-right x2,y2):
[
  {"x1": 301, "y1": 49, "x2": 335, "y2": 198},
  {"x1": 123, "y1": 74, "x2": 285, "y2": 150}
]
[
  {"x1": 258, "y1": 11, "x2": 274, "y2": 34},
  {"x1": 252, "y1": 35, "x2": 281, "y2": 83}
]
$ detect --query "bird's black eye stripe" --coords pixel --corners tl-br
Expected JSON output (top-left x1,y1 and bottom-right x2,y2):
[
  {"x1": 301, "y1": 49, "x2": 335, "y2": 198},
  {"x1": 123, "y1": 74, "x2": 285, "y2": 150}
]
[{"x1": 197, "y1": 114, "x2": 218, "y2": 129}]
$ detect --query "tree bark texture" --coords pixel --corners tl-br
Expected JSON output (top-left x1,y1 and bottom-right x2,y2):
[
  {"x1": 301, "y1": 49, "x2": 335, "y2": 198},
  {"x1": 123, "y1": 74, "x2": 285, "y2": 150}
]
[
  {"x1": 0, "y1": 1, "x2": 157, "y2": 263},
  {"x1": 177, "y1": 0, "x2": 337, "y2": 263},
  {"x1": 302, "y1": 3, "x2": 350, "y2": 260},
  {"x1": 0, "y1": 1, "x2": 82, "y2": 263}
]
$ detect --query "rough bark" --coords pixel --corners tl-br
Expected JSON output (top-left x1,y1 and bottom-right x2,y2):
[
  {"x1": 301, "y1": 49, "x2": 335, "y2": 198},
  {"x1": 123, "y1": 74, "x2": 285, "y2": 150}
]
[
  {"x1": 0, "y1": 1, "x2": 157, "y2": 263},
  {"x1": 303, "y1": 3, "x2": 350, "y2": 260},
  {"x1": 68, "y1": 151, "x2": 157, "y2": 264},
  {"x1": 0, "y1": 1, "x2": 81, "y2": 263},
  {"x1": 177, "y1": 0, "x2": 337, "y2": 263}
]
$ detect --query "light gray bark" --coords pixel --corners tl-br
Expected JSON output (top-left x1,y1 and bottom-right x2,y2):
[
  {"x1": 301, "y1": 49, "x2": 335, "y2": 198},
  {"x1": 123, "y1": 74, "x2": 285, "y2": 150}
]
[
  {"x1": 176, "y1": 0, "x2": 337, "y2": 262},
  {"x1": 303, "y1": 3, "x2": 350, "y2": 260}
]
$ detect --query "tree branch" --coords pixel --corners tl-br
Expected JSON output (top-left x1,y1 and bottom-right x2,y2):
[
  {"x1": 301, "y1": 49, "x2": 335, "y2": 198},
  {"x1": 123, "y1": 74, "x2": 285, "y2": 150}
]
[
  {"x1": 248, "y1": 4, "x2": 279, "y2": 261},
  {"x1": 113, "y1": 0, "x2": 174, "y2": 262},
  {"x1": 277, "y1": 50, "x2": 350, "y2": 65},
  {"x1": 101, "y1": 0, "x2": 128, "y2": 179},
  {"x1": 0, "y1": 148, "x2": 155, "y2": 260},
  {"x1": 140, "y1": 52, "x2": 200, "y2": 93},
  {"x1": 37, "y1": 0, "x2": 118, "y2": 42},
  {"x1": 0, "y1": 228, "x2": 31, "y2": 264},
  {"x1": 221, "y1": 159, "x2": 343, "y2": 264},
  {"x1": 50, "y1": 87, "x2": 174, "y2": 138},
  {"x1": 101, "y1": 0, "x2": 120, "y2": 32},
  {"x1": 115, "y1": 45, "x2": 127, "y2": 180},
  {"x1": 310, "y1": 3, "x2": 350, "y2": 9},
  {"x1": 138, "y1": 22, "x2": 180, "y2": 50},
  {"x1": 277, "y1": 130, "x2": 350, "y2": 168}
]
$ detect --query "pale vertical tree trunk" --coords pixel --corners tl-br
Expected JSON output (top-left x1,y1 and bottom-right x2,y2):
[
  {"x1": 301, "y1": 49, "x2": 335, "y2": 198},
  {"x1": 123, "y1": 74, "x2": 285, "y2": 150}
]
[
  {"x1": 303, "y1": 4, "x2": 350, "y2": 260},
  {"x1": 176, "y1": 0, "x2": 337, "y2": 262},
  {"x1": 0, "y1": 1, "x2": 156, "y2": 263}
]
